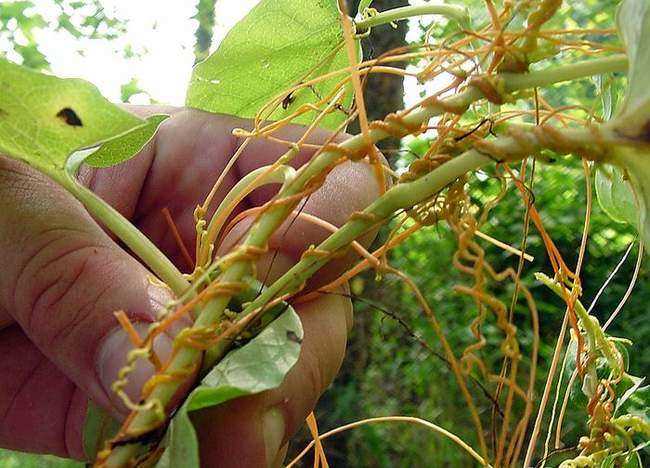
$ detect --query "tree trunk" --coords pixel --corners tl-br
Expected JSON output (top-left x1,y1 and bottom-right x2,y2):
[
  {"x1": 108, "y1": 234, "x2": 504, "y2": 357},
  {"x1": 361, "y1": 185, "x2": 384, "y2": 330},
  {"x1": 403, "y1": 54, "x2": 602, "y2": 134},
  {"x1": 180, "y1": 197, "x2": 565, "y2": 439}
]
[
  {"x1": 349, "y1": 0, "x2": 409, "y2": 152},
  {"x1": 193, "y1": 0, "x2": 217, "y2": 64}
]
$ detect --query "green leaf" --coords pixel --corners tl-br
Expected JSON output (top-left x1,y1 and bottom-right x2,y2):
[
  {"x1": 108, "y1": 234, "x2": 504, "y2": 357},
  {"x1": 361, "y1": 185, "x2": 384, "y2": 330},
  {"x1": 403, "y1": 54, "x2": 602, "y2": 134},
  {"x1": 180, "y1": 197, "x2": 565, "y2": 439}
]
[
  {"x1": 616, "y1": 375, "x2": 647, "y2": 415},
  {"x1": 157, "y1": 308, "x2": 304, "y2": 467},
  {"x1": 0, "y1": 58, "x2": 144, "y2": 174},
  {"x1": 622, "y1": 451, "x2": 643, "y2": 468},
  {"x1": 614, "y1": 0, "x2": 650, "y2": 137},
  {"x1": 0, "y1": 449, "x2": 83, "y2": 468},
  {"x1": 82, "y1": 400, "x2": 121, "y2": 459},
  {"x1": 595, "y1": 163, "x2": 638, "y2": 226},
  {"x1": 609, "y1": 147, "x2": 650, "y2": 250},
  {"x1": 594, "y1": 74, "x2": 625, "y2": 121},
  {"x1": 84, "y1": 114, "x2": 168, "y2": 168},
  {"x1": 186, "y1": 0, "x2": 356, "y2": 130},
  {"x1": 155, "y1": 403, "x2": 200, "y2": 468}
]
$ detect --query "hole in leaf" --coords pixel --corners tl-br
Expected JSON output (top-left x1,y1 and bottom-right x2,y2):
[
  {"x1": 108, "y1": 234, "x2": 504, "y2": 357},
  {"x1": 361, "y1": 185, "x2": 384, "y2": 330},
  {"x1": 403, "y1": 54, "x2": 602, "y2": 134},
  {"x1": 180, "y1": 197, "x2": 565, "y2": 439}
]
[
  {"x1": 56, "y1": 107, "x2": 83, "y2": 127},
  {"x1": 286, "y1": 330, "x2": 302, "y2": 344}
]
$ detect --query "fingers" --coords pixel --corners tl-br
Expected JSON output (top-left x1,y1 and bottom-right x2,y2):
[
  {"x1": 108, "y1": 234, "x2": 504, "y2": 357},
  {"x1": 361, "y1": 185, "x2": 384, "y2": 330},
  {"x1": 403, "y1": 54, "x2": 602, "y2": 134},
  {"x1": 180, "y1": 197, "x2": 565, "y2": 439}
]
[
  {"x1": 191, "y1": 288, "x2": 351, "y2": 468},
  {"x1": 0, "y1": 325, "x2": 87, "y2": 459},
  {"x1": 128, "y1": 109, "x2": 385, "y2": 270},
  {"x1": 0, "y1": 156, "x2": 174, "y2": 425}
]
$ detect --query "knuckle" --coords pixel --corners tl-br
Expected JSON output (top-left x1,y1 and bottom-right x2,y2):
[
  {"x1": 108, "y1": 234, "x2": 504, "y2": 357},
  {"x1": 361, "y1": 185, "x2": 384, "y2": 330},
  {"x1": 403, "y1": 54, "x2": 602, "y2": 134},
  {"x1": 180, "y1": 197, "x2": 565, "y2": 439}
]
[{"x1": 12, "y1": 229, "x2": 115, "y2": 346}]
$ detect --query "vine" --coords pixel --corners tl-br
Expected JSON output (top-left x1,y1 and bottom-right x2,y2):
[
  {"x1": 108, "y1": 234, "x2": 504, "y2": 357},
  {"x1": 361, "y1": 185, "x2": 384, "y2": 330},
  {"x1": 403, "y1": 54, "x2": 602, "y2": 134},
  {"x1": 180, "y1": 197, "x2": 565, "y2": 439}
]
[{"x1": 0, "y1": 0, "x2": 648, "y2": 467}]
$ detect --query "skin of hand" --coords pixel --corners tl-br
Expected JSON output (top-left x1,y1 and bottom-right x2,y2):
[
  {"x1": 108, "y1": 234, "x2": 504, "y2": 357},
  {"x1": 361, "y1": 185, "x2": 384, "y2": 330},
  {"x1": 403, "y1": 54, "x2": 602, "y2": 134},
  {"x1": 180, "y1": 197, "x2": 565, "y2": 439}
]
[{"x1": 0, "y1": 107, "x2": 382, "y2": 466}]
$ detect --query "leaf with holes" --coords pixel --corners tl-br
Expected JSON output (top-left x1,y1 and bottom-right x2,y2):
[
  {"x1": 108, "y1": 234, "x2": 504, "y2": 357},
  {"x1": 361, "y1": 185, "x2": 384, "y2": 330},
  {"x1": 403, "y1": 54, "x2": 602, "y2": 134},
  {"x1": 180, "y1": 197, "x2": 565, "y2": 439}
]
[
  {"x1": 0, "y1": 58, "x2": 145, "y2": 177},
  {"x1": 156, "y1": 308, "x2": 303, "y2": 467},
  {"x1": 186, "y1": 0, "x2": 358, "y2": 131}
]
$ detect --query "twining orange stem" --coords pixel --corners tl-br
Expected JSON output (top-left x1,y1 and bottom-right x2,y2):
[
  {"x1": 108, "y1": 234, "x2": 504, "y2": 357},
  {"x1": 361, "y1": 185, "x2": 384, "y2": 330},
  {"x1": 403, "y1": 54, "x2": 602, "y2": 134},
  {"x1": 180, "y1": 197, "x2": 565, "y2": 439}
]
[
  {"x1": 114, "y1": 310, "x2": 144, "y2": 347},
  {"x1": 306, "y1": 412, "x2": 329, "y2": 468},
  {"x1": 161, "y1": 207, "x2": 194, "y2": 271}
]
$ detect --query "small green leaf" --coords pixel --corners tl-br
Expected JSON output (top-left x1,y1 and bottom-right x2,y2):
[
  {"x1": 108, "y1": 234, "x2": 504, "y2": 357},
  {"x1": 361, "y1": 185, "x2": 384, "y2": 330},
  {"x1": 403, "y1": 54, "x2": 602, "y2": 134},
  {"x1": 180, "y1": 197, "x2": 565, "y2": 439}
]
[
  {"x1": 622, "y1": 451, "x2": 643, "y2": 468},
  {"x1": 84, "y1": 114, "x2": 169, "y2": 168},
  {"x1": 186, "y1": 0, "x2": 356, "y2": 130},
  {"x1": 595, "y1": 163, "x2": 638, "y2": 226},
  {"x1": 157, "y1": 308, "x2": 304, "y2": 467},
  {"x1": 155, "y1": 403, "x2": 200, "y2": 468},
  {"x1": 594, "y1": 74, "x2": 625, "y2": 121},
  {"x1": 609, "y1": 147, "x2": 650, "y2": 250},
  {"x1": 82, "y1": 400, "x2": 121, "y2": 460},
  {"x1": 190, "y1": 308, "x2": 303, "y2": 411},
  {"x1": 613, "y1": 0, "x2": 650, "y2": 138},
  {"x1": 616, "y1": 376, "x2": 647, "y2": 415},
  {"x1": 0, "y1": 58, "x2": 145, "y2": 174},
  {"x1": 406, "y1": 137, "x2": 431, "y2": 157}
]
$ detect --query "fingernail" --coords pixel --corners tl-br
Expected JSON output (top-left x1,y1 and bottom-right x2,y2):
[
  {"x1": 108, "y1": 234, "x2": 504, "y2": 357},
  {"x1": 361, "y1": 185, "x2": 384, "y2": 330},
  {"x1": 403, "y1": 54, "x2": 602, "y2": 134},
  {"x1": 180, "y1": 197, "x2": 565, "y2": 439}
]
[
  {"x1": 97, "y1": 322, "x2": 173, "y2": 414},
  {"x1": 262, "y1": 407, "x2": 286, "y2": 468}
]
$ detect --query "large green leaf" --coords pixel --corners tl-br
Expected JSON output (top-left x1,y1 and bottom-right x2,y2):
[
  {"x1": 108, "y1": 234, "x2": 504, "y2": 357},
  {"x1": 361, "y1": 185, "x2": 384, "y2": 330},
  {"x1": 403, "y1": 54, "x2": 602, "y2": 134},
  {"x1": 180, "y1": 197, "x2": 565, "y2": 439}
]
[
  {"x1": 186, "y1": 0, "x2": 356, "y2": 130},
  {"x1": 614, "y1": 0, "x2": 650, "y2": 138},
  {"x1": 157, "y1": 308, "x2": 304, "y2": 468},
  {"x1": 0, "y1": 58, "x2": 144, "y2": 173}
]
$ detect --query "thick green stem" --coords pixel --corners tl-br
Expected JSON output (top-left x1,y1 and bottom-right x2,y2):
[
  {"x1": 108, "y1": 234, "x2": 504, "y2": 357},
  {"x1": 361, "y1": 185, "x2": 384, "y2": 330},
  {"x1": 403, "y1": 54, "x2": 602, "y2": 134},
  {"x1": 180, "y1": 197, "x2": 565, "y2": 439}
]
[
  {"x1": 199, "y1": 164, "x2": 296, "y2": 267},
  {"x1": 503, "y1": 54, "x2": 628, "y2": 91},
  {"x1": 58, "y1": 174, "x2": 190, "y2": 296},
  {"x1": 355, "y1": 4, "x2": 470, "y2": 31},
  {"x1": 241, "y1": 126, "x2": 608, "y2": 317}
]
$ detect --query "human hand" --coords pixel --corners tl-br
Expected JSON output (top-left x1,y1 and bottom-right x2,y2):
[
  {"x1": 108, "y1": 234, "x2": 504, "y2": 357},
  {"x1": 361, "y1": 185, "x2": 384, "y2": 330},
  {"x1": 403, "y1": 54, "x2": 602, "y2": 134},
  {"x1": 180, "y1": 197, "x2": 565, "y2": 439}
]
[{"x1": 0, "y1": 107, "x2": 381, "y2": 466}]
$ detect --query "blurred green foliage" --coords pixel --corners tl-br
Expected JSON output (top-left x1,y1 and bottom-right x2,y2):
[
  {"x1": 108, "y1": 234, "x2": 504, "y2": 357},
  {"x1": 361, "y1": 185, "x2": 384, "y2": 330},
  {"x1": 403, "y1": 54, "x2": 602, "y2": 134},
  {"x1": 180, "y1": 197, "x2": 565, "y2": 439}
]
[
  {"x1": 295, "y1": 1, "x2": 649, "y2": 466},
  {"x1": 0, "y1": 0, "x2": 127, "y2": 70}
]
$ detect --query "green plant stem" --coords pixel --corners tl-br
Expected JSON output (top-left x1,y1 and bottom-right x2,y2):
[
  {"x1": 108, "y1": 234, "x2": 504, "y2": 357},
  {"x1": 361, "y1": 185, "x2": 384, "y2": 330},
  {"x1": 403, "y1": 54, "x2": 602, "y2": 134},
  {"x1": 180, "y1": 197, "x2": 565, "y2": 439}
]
[
  {"x1": 503, "y1": 54, "x2": 628, "y2": 91},
  {"x1": 355, "y1": 4, "x2": 469, "y2": 31},
  {"x1": 200, "y1": 164, "x2": 296, "y2": 266},
  {"x1": 59, "y1": 174, "x2": 190, "y2": 296},
  {"x1": 240, "y1": 126, "x2": 609, "y2": 326},
  {"x1": 102, "y1": 54, "x2": 630, "y2": 465},
  {"x1": 535, "y1": 273, "x2": 622, "y2": 375}
]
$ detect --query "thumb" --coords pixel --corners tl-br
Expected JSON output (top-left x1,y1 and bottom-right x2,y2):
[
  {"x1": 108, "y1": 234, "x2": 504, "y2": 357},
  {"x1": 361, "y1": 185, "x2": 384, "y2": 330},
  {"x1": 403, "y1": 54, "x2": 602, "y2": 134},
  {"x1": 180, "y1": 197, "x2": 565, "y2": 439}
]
[
  {"x1": 0, "y1": 156, "x2": 175, "y2": 416},
  {"x1": 190, "y1": 283, "x2": 352, "y2": 468}
]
